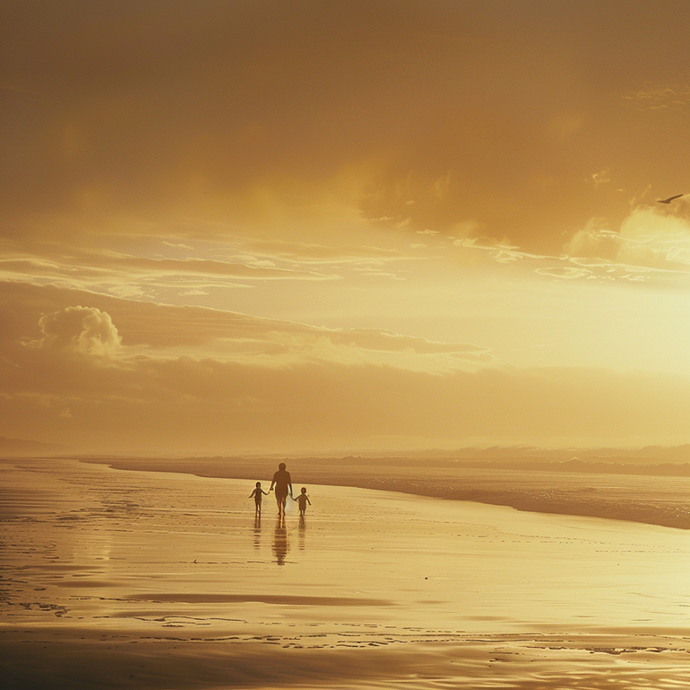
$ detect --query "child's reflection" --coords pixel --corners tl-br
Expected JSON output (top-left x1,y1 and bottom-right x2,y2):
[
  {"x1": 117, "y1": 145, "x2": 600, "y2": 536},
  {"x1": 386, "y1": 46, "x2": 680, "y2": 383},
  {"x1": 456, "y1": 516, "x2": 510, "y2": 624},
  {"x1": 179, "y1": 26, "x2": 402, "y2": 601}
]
[
  {"x1": 298, "y1": 513, "x2": 306, "y2": 550},
  {"x1": 253, "y1": 513, "x2": 261, "y2": 550}
]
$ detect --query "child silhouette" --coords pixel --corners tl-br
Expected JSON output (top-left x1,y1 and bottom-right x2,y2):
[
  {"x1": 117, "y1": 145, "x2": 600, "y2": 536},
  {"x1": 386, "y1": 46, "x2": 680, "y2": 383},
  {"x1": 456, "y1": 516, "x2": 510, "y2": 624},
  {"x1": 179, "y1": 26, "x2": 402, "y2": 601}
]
[
  {"x1": 249, "y1": 482, "x2": 269, "y2": 516},
  {"x1": 293, "y1": 487, "x2": 311, "y2": 516}
]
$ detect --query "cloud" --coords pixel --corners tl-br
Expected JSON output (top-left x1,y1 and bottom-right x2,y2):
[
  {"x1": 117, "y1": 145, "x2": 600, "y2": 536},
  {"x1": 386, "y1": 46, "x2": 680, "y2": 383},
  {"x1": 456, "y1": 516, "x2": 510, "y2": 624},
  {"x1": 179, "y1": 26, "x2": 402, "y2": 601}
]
[
  {"x1": 452, "y1": 236, "x2": 539, "y2": 266},
  {"x1": 533, "y1": 267, "x2": 592, "y2": 280},
  {"x1": 0, "y1": 282, "x2": 491, "y2": 372},
  {"x1": 622, "y1": 82, "x2": 690, "y2": 111},
  {"x1": 0, "y1": 243, "x2": 339, "y2": 282},
  {"x1": 2, "y1": 338, "x2": 688, "y2": 453},
  {"x1": 243, "y1": 238, "x2": 405, "y2": 264},
  {"x1": 0, "y1": 226, "x2": 426, "y2": 302},
  {"x1": 34, "y1": 305, "x2": 122, "y2": 357},
  {"x1": 3, "y1": 3, "x2": 690, "y2": 453},
  {"x1": 2, "y1": 281, "x2": 688, "y2": 452},
  {"x1": 564, "y1": 209, "x2": 690, "y2": 273},
  {"x1": 0, "y1": 237, "x2": 350, "y2": 304},
  {"x1": 447, "y1": 214, "x2": 690, "y2": 284},
  {"x1": 589, "y1": 170, "x2": 611, "y2": 189},
  {"x1": 7, "y1": 2, "x2": 690, "y2": 255}
]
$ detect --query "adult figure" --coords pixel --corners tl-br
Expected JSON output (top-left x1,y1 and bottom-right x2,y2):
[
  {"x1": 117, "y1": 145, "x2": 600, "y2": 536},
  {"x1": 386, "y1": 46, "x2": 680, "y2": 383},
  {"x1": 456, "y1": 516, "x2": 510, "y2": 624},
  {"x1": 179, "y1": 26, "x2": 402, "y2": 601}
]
[{"x1": 269, "y1": 462, "x2": 293, "y2": 516}]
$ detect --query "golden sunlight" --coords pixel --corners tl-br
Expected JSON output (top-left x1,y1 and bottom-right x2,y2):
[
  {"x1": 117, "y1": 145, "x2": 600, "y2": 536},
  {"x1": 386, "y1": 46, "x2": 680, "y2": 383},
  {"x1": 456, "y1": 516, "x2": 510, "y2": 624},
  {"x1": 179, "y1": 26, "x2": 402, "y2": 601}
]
[{"x1": 2, "y1": 3, "x2": 690, "y2": 689}]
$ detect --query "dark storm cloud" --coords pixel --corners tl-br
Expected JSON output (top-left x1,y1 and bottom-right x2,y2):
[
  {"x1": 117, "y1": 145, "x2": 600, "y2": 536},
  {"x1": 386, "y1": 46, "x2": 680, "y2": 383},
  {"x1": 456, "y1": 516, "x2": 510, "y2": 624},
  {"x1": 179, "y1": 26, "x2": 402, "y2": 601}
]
[{"x1": 3, "y1": 1, "x2": 690, "y2": 250}]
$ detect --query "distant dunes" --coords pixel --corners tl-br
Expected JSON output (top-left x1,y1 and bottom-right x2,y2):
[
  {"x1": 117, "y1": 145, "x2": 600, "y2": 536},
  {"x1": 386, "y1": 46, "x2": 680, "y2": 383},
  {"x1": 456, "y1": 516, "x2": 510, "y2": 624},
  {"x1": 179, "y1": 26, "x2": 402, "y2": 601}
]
[{"x1": 0, "y1": 436, "x2": 65, "y2": 456}]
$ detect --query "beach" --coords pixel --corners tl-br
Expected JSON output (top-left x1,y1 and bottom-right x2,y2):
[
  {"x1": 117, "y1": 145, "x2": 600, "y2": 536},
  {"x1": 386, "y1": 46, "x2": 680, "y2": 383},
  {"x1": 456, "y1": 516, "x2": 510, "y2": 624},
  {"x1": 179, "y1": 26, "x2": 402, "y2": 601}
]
[
  {"x1": 5, "y1": 4, "x2": 690, "y2": 688},
  {"x1": 2, "y1": 456, "x2": 690, "y2": 689}
]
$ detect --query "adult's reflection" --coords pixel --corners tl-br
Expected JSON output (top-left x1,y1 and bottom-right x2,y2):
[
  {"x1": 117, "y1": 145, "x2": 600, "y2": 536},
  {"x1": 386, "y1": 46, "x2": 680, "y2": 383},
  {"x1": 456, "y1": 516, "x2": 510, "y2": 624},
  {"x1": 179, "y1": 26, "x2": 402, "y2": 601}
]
[{"x1": 272, "y1": 514, "x2": 289, "y2": 565}]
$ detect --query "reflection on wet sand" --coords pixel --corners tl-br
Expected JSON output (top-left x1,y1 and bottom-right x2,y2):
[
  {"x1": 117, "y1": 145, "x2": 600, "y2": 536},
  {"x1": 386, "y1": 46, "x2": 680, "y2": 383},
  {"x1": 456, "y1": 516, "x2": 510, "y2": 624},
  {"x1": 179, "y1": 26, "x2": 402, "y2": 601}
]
[
  {"x1": 253, "y1": 514, "x2": 261, "y2": 550},
  {"x1": 272, "y1": 515, "x2": 289, "y2": 565},
  {"x1": 298, "y1": 514, "x2": 306, "y2": 550},
  {"x1": 254, "y1": 513, "x2": 304, "y2": 562}
]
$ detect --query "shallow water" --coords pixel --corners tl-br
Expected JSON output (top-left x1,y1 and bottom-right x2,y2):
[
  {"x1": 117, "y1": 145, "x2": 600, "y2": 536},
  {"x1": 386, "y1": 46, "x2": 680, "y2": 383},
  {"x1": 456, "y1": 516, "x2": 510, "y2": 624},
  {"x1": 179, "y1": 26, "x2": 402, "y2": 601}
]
[
  {"x1": 2, "y1": 458, "x2": 690, "y2": 689},
  {"x1": 96, "y1": 455, "x2": 690, "y2": 529}
]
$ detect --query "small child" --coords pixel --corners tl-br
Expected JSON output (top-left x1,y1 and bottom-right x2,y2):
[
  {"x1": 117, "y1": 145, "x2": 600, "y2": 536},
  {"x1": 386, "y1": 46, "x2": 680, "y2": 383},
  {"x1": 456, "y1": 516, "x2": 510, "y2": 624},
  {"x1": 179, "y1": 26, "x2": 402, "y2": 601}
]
[
  {"x1": 293, "y1": 487, "x2": 311, "y2": 516},
  {"x1": 249, "y1": 482, "x2": 269, "y2": 515}
]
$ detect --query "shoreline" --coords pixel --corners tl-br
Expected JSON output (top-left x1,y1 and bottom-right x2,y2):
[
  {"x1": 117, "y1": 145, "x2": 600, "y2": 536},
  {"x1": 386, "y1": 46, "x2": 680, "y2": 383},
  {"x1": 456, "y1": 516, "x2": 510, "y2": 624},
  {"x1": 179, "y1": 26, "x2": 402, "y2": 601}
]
[{"x1": 76, "y1": 455, "x2": 690, "y2": 531}]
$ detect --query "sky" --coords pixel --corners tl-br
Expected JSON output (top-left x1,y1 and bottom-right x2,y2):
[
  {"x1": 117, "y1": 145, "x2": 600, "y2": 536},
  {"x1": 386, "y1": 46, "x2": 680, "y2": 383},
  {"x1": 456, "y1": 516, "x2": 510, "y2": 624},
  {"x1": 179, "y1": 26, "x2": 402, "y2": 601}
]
[{"x1": 1, "y1": 0, "x2": 690, "y2": 454}]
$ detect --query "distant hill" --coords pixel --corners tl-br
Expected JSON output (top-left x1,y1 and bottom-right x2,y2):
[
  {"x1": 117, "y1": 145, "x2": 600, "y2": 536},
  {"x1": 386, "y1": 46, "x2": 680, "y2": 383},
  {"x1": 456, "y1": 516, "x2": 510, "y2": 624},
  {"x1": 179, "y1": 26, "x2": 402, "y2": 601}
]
[
  {"x1": 0, "y1": 436, "x2": 65, "y2": 456},
  {"x1": 382, "y1": 445, "x2": 690, "y2": 464}
]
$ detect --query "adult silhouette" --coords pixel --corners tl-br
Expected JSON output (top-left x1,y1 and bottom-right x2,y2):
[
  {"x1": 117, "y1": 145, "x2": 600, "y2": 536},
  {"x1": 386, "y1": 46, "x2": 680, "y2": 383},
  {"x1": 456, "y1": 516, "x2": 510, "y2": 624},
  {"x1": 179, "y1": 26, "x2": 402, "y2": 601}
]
[{"x1": 269, "y1": 462, "x2": 293, "y2": 516}]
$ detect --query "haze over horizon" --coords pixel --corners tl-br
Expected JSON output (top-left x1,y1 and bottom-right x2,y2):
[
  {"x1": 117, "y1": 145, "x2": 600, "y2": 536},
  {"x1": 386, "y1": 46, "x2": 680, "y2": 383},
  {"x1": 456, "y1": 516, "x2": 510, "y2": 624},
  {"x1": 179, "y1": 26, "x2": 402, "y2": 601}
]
[{"x1": 2, "y1": 0, "x2": 690, "y2": 454}]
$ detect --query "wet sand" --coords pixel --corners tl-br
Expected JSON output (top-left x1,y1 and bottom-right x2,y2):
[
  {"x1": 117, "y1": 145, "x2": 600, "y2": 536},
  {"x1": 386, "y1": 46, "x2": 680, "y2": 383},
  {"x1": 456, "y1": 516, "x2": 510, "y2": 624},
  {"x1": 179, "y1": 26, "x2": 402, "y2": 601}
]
[
  {"x1": 2, "y1": 457, "x2": 690, "y2": 688},
  {"x1": 91, "y1": 455, "x2": 690, "y2": 530}
]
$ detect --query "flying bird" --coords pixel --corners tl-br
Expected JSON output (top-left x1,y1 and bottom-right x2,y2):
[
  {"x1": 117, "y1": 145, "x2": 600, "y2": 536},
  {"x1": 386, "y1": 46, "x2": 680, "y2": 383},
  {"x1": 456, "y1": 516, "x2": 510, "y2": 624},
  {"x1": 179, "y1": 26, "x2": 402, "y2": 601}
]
[{"x1": 657, "y1": 193, "x2": 684, "y2": 204}]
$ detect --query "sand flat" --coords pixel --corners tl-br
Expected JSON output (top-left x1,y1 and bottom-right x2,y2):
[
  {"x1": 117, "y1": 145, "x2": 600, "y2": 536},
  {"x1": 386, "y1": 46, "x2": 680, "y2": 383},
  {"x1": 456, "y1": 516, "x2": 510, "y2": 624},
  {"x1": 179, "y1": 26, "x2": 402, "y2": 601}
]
[
  {"x1": 90, "y1": 455, "x2": 690, "y2": 529},
  {"x1": 2, "y1": 457, "x2": 690, "y2": 689}
]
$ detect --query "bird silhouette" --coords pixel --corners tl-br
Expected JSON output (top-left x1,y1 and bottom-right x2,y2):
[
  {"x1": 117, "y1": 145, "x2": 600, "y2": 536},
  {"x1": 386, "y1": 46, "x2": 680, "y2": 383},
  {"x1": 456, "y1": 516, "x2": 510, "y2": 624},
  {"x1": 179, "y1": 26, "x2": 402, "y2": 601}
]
[{"x1": 657, "y1": 193, "x2": 683, "y2": 204}]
